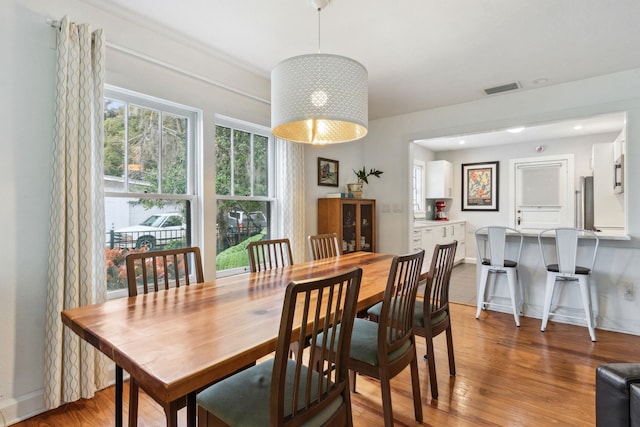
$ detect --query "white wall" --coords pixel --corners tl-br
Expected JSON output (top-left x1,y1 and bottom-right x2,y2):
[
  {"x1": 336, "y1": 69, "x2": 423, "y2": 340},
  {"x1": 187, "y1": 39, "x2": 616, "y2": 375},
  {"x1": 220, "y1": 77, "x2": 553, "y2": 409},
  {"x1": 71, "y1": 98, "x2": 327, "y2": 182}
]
[
  {"x1": 2, "y1": 0, "x2": 270, "y2": 423},
  {"x1": 436, "y1": 131, "x2": 618, "y2": 258}
]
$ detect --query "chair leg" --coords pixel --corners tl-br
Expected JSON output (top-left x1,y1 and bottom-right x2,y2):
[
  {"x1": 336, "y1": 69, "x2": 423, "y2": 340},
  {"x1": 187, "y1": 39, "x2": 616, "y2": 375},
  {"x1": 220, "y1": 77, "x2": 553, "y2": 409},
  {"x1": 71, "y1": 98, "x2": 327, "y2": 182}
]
[
  {"x1": 128, "y1": 379, "x2": 139, "y2": 427},
  {"x1": 425, "y1": 334, "x2": 438, "y2": 399},
  {"x1": 541, "y1": 273, "x2": 556, "y2": 332},
  {"x1": 379, "y1": 372, "x2": 395, "y2": 427},
  {"x1": 349, "y1": 369, "x2": 357, "y2": 393},
  {"x1": 579, "y1": 276, "x2": 597, "y2": 342},
  {"x1": 446, "y1": 325, "x2": 456, "y2": 376},
  {"x1": 517, "y1": 268, "x2": 525, "y2": 316},
  {"x1": 506, "y1": 268, "x2": 520, "y2": 327},
  {"x1": 409, "y1": 356, "x2": 423, "y2": 423},
  {"x1": 476, "y1": 266, "x2": 490, "y2": 318}
]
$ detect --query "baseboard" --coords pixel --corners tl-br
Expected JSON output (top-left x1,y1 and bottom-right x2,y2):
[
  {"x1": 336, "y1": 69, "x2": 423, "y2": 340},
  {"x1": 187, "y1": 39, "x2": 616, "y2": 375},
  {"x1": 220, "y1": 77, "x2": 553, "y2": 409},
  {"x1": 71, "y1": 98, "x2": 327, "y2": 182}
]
[
  {"x1": 1, "y1": 364, "x2": 120, "y2": 424},
  {"x1": 0, "y1": 388, "x2": 45, "y2": 425}
]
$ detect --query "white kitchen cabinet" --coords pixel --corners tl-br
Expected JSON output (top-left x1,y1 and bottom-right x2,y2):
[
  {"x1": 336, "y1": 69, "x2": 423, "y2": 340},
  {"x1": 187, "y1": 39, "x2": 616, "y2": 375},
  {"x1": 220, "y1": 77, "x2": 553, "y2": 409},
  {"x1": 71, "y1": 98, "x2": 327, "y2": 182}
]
[
  {"x1": 592, "y1": 142, "x2": 624, "y2": 230},
  {"x1": 414, "y1": 220, "x2": 465, "y2": 264},
  {"x1": 426, "y1": 160, "x2": 453, "y2": 199}
]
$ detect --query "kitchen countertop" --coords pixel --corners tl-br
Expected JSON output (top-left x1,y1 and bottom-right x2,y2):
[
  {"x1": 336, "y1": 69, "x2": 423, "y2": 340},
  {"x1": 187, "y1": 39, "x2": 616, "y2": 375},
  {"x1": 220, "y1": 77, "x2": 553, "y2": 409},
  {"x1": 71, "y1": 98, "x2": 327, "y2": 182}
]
[
  {"x1": 475, "y1": 227, "x2": 630, "y2": 241},
  {"x1": 413, "y1": 219, "x2": 466, "y2": 228}
]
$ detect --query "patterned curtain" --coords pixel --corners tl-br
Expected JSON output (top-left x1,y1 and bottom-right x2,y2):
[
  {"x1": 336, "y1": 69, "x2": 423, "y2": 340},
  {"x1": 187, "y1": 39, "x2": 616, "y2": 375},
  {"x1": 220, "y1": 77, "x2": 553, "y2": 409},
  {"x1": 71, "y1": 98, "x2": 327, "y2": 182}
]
[
  {"x1": 275, "y1": 138, "x2": 306, "y2": 263},
  {"x1": 43, "y1": 16, "x2": 110, "y2": 409}
]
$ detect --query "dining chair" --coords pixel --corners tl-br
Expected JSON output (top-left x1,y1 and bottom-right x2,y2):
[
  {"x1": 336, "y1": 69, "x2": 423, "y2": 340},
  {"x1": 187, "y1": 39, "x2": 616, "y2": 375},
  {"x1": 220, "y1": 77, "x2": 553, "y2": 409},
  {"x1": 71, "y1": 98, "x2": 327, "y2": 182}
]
[
  {"x1": 124, "y1": 246, "x2": 204, "y2": 427},
  {"x1": 324, "y1": 250, "x2": 424, "y2": 427},
  {"x1": 367, "y1": 243, "x2": 457, "y2": 399},
  {"x1": 196, "y1": 267, "x2": 363, "y2": 427},
  {"x1": 538, "y1": 227, "x2": 599, "y2": 341},
  {"x1": 308, "y1": 232, "x2": 341, "y2": 260},
  {"x1": 413, "y1": 241, "x2": 457, "y2": 399},
  {"x1": 247, "y1": 238, "x2": 294, "y2": 272},
  {"x1": 475, "y1": 226, "x2": 524, "y2": 326}
]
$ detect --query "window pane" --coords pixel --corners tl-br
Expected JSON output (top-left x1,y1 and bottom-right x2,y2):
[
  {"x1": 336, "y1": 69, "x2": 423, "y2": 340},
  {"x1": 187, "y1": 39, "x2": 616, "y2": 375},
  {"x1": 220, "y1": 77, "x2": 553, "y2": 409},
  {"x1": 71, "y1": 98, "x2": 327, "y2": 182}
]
[
  {"x1": 253, "y1": 134, "x2": 268, "y2": 197},
  {"x1": 215, "y1": 126, "x2": 231, "y2": 195},
  {"x1": 128, "y1": 104, "x2": 160, "y2": 193},
  {"x1": 233, "y1": 130, "x2": 251, "y2": 196},
  {"x1": 161, "y1": 112, "x2": 187, "y2": 194},
  {"x1": 216, "y1": 200, "x2": 270, "y2": 271},
  {"x1": 104, "y1": 98, "x2": 126, "y2": 192},
  {"x1": 105, "y1": 197, "x2": 191, "y2": 291}
]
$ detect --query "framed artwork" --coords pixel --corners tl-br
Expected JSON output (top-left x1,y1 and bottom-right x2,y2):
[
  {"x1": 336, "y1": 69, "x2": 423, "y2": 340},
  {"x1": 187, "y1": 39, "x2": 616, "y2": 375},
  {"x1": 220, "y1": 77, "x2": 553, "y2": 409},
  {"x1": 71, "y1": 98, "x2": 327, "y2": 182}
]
[
  {"x1": 462, "y1": 161, "x2": 499, "y2": 211},
  {"x1": 318, "y1": 157, "x2": 339, "y2": 187}
]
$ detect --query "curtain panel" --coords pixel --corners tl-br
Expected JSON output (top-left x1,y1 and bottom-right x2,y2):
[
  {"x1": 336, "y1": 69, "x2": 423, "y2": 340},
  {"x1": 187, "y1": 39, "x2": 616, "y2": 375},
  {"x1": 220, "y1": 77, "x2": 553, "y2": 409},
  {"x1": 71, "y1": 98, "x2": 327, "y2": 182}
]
[
  {"x1": 275, "y1": 138, "x2": 306, "y2": 263},
  {"x1": 43, "y1": 16, "x2": 109, "y2": 409}
]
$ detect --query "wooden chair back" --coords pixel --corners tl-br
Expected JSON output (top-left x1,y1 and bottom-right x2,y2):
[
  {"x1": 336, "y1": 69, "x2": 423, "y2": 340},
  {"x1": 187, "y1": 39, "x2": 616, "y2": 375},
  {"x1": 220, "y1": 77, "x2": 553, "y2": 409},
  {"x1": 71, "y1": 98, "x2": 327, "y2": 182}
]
[
  {"x1": 308, "y1": 233, "x2": 341, "y2": 260},
  {"x1": 420, "y1": 241, "x2": 458, "y2": 333},
  {"x1": 272, "y1": 267, "x2": 362, "y2": 426},
  {"x1": 125, "y1": 246, "x2": 204, "y2": 296},
  {"x1": 377, "y1": 250, "x2": 425, "y2": 356},
  {"x1": 247, "y1": 238, "x2": 293, "y2": 272}
]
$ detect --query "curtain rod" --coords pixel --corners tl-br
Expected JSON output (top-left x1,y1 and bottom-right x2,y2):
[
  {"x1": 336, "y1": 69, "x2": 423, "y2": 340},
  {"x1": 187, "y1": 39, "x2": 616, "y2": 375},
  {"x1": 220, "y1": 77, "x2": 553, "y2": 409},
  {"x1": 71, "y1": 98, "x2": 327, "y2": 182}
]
[{"x1": 46, "y1": 18, "x2": 270, "y2": 106}]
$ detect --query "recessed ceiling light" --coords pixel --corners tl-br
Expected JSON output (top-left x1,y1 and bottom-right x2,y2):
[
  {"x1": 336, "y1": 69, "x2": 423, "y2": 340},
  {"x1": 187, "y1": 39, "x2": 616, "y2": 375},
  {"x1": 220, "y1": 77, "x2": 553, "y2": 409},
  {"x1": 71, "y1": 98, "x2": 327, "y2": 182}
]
[
  {"x1": 506, "y1": 127, "x2": 525, "y2": 134},
  {"x1": 533, "y1": 77, "x2": 549, "y2": 85},
  {"x1": 459, "y1": 140, "x2": 466, "y2": 145},
  {"x1": 574, "y1": 125, "x2": 583, "y2": 130}
]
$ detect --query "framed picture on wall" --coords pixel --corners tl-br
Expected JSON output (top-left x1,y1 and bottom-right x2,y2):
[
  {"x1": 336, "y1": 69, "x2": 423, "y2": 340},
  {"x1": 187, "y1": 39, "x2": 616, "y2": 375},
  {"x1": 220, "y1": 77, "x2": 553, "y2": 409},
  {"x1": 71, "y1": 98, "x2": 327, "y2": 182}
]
[
  {"x1": 318, "y1": 157, "x2": 339, "y2": 187},
  {"x1": 462, "y1": 161, "x2": 499, "y2": 211}
]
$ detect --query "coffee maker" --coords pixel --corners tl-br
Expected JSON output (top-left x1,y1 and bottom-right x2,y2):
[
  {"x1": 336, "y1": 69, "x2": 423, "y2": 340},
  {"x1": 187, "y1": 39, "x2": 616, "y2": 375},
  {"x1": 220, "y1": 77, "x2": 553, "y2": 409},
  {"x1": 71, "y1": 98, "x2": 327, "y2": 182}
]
[{"x1": 435, "y1": 200, "x2": 448, "y2": 220}]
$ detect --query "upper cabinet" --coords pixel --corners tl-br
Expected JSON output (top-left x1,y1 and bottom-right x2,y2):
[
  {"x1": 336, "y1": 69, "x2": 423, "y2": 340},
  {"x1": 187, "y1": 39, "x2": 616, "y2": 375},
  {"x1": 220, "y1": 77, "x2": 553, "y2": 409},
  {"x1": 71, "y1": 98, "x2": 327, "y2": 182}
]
[
  {"x1": 592, "y1": 141, "x2": 625, "y2": 230},
  {"x1": 426, "y1": 160, "x2": 453, "y2": 199}
]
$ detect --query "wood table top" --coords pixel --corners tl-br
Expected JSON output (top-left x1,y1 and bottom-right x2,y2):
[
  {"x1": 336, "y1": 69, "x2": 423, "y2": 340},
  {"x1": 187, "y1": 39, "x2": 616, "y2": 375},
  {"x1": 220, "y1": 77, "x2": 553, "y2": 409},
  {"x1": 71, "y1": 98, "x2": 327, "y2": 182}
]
[{"x1": 61, "y1": 252, "x2": 396, "y2": 405}]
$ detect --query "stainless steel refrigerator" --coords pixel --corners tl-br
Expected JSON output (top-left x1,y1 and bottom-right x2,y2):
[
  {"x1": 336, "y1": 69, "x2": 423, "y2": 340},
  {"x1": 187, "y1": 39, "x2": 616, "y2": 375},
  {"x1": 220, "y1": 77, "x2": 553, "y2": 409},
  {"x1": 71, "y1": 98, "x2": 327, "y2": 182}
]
[{"x1": 576, "y1": 176, "x2": 595, "y2": 230}]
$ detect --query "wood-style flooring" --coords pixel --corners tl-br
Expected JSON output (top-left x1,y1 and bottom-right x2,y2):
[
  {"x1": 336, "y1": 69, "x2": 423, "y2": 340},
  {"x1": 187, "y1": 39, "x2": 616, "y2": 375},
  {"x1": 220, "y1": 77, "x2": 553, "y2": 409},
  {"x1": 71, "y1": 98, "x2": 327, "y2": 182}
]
[{"x1": 13, "y1": 263, "x2": 638, "y2": 426}]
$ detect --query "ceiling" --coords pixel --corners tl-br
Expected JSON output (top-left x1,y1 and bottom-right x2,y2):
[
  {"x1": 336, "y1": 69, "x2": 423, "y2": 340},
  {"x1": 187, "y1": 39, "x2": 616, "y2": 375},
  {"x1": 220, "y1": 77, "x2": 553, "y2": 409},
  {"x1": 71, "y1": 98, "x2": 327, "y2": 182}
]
[
  {"x1": 94, "y1": 0, "x2": 638, "y2": 143},
  {"x1": 414, "y1": 111, "x2": 626, "y2": 151}
]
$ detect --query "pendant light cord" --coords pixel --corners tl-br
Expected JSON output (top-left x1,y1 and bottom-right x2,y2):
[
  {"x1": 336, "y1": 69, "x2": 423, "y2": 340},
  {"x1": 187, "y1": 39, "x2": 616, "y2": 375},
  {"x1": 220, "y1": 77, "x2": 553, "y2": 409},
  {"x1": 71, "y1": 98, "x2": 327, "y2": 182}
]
[{"x1": 317, "y1": 7, "x2": 322, "y2": 53}]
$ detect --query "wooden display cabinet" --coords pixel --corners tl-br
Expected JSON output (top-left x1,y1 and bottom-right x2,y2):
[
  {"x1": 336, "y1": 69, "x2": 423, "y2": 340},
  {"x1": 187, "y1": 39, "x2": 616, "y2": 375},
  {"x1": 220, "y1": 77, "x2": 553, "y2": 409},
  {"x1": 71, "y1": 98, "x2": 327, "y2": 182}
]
[{"x1": 317, "y1": 198, "x2": 376, "y2": 254}]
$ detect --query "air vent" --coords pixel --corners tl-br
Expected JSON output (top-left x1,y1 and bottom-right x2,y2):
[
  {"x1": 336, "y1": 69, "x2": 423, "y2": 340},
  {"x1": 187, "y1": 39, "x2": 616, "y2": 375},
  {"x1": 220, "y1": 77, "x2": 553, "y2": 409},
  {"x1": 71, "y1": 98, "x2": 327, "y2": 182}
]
[{"x1": 484, "y1": 82, "x2": 520, "y2": 95}]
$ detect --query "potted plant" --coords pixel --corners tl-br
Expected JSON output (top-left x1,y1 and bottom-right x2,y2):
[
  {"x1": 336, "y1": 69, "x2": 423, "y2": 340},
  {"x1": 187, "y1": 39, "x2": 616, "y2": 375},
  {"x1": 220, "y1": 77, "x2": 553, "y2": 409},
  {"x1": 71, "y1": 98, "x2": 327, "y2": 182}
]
[{"x1": 348, "y1": 167, "x2": 383, "y2": 198}]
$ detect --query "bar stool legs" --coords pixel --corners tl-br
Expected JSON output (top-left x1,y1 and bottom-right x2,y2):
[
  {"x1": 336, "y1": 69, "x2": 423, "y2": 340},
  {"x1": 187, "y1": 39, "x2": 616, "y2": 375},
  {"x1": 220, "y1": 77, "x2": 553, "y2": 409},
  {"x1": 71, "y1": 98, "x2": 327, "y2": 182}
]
[
  {"x1": 540, "y1": 274, "x2": 596, "y2": 342},
  {"x1": 476, "y1": 265, "x2": 522, "y2": 327}
]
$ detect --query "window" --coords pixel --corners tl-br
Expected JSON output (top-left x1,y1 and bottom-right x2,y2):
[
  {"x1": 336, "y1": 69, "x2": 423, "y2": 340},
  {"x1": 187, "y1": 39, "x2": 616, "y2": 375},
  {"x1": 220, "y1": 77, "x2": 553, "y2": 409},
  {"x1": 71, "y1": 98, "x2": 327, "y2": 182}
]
[
  {"x1": 413, "y1": 161, "x2": 425, "y2": 217},
  {"x1": 215, "y1": 115, "x2": 274, "y2": 276},
  {"x1": 104, "y1": 86, "x2": 199, "y2": 295}
]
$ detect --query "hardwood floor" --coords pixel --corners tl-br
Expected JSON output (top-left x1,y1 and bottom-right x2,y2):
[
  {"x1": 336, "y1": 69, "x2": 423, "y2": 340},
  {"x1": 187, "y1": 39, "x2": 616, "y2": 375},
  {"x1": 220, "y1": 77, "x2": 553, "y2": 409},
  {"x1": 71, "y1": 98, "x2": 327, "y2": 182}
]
[{"x1": 14, "y1": 264, "x2": 638, "y2": 426}]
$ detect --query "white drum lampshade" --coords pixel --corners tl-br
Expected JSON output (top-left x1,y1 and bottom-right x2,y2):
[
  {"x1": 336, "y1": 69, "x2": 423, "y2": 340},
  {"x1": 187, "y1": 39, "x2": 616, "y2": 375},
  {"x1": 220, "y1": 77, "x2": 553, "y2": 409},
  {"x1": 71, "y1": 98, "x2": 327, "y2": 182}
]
[{"x1": 271, "y1": 53, "x2": 368, "y2": 144}]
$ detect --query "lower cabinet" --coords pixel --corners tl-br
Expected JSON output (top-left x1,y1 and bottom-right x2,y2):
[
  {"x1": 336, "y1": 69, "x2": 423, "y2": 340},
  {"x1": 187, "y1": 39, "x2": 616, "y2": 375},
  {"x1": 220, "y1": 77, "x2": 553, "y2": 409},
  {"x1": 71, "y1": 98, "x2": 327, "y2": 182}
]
[{"x1": 414, "y1": 221, "x2": 466, "y2": 264}]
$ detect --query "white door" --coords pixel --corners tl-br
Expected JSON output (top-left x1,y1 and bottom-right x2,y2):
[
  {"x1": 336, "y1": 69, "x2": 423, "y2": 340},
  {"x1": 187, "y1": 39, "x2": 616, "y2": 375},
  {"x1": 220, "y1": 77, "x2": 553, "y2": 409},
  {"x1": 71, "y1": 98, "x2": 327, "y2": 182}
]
[{"x1": 511, "y1": 155, "x2": 574, "y2": 231}]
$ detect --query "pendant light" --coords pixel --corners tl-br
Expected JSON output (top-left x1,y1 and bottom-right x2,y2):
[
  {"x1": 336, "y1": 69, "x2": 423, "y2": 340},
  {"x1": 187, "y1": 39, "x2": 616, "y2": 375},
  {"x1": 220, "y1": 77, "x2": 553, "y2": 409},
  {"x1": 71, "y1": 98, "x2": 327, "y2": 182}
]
[{"x1": 271, "y1": 0, "x2": 368, "y2": 144}]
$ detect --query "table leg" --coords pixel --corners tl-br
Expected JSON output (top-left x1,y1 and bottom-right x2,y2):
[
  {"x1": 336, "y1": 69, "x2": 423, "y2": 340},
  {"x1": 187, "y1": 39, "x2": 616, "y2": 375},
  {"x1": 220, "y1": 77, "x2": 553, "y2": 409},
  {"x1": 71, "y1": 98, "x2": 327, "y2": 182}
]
[
  {"x1": 187, "y1": 392, "x2": 197, "y2": 427},
  {"x1": 166, "y1": 401, "x2": 180, "y2": 427},
  {"x1": 115, "y1": 365, "x2": 123, "y2": 427}
]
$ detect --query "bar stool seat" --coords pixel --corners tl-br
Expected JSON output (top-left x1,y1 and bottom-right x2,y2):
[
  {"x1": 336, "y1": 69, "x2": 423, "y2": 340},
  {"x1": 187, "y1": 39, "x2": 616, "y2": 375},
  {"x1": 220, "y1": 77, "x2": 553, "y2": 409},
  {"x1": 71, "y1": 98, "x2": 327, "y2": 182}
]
[
  {"x1": 475, "y1": 226, "x2": 524, "y2": 326},
  {"x1": 538, "y1": 227, "x2": 599, "y2": 341}
]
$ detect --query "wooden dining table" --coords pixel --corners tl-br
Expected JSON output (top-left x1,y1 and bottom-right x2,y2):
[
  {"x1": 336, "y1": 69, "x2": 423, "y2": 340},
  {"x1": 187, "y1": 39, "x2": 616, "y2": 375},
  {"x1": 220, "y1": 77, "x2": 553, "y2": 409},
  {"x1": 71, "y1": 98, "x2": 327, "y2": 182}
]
[{"x1": 61, "y1": 251, "x2": 404, "y2": 427}]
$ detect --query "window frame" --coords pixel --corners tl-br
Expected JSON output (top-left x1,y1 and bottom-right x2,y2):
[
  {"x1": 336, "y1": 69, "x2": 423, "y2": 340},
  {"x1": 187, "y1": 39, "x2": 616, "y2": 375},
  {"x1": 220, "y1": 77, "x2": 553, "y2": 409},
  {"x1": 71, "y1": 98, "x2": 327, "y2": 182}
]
[
  {"x1": 413, "y1": 160, "x2": 425, "y2": 218},
  {"x1": 104, "y1": 85, "x2": 202, "y2": 299},
  {"x1": 215, "y1": 114, "x2": 276, "y2": 277}
]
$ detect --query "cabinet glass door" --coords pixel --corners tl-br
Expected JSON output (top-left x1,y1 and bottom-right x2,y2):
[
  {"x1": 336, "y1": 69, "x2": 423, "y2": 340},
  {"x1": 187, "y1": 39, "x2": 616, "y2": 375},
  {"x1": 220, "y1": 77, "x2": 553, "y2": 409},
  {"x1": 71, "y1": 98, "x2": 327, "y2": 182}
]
[
  {"x1": 360, "y1": 203, "x2": 373, "y2": 252},
  {"x1": 342, "y1": 203, "x2": 357, "y2": 253}
]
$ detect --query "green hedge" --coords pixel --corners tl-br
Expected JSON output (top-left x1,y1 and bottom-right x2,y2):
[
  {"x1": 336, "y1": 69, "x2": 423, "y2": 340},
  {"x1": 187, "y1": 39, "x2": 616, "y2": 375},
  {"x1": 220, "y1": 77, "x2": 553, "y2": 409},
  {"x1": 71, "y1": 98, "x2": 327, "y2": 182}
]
[{"x1": 216, "y1": 232, "x2": 266, "y2": 270}]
